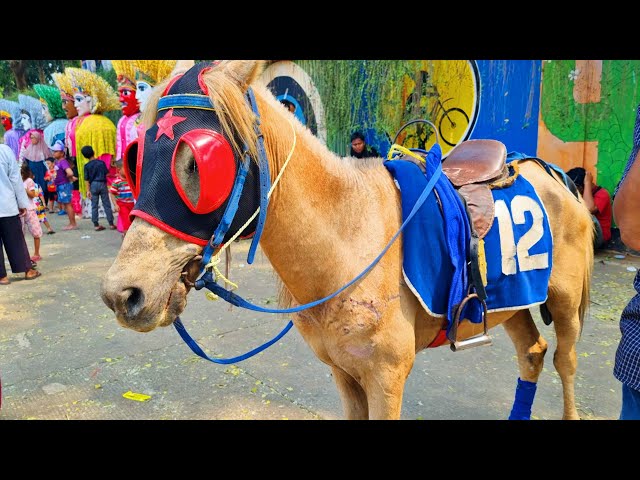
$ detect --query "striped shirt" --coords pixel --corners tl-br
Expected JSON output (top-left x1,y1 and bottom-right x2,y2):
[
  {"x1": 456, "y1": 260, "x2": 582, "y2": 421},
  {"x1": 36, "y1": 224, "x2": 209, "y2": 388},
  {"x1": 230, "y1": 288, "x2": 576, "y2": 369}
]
[
  {"x1": 613, "y1": 104, "x2": 640, "y2": 391},
  {"x1": 109, "y1": 175, "x2": 134, "y2": 203}
]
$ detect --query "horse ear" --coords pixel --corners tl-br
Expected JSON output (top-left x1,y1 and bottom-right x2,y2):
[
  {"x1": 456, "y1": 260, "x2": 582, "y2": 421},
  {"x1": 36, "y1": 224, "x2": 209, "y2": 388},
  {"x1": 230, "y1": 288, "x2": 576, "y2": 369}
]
[
  {"x1": 171, "y1": 60, "x2": 195, "y2": 77},
  {"x1": 222, "y1": 60, "x2": 266, "y2": 90}
]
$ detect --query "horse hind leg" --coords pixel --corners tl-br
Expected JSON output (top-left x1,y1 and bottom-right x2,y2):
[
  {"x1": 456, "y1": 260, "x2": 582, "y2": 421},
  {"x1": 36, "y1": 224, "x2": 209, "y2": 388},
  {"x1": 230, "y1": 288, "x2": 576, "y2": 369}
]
[
  {"x1": 502, "y1": 309, "x2": 548, "y2": 420},
  {"x1": 546, "y1": 302, "x2": 582, "y2": 420}
]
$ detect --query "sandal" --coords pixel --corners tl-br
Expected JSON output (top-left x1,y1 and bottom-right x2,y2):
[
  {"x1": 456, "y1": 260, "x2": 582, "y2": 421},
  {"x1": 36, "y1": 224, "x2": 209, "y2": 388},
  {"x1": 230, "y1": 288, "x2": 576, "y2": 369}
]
[
  {"x1": 62, "y1": 225, "x2": 79, "y2": 231},
  {"x1": 0, "y1": 278, "x2": 9, "y2": 285},
  {"x1": 109, "y1": 225, "x2": 117, "y2": 230},
  {"x1": 95, "y1": 225, "x2": 106, "y2": 231},
  {"x1": 47, "y1": 231, "x2": 56, "y2": 235},
  {"x1": 30, "y1": 255, "x2": 42, "y2": 262},
  {"x1": 24, "y1": 270, "x2": 42, "y2": 280}
]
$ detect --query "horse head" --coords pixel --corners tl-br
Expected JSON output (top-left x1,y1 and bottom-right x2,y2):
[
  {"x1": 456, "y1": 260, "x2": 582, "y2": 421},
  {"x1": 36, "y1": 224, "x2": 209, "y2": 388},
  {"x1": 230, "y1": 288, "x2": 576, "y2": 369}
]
[{"x1": 101, "y1": 60, "x2": 268, "y2": 332}]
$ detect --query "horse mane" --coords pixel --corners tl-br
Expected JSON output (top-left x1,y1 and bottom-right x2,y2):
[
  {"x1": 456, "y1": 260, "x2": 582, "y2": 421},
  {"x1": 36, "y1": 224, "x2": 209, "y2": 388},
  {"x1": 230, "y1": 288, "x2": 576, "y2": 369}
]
[{"x1": 199, "y1": 62, "x2": 263, "y2": 160}]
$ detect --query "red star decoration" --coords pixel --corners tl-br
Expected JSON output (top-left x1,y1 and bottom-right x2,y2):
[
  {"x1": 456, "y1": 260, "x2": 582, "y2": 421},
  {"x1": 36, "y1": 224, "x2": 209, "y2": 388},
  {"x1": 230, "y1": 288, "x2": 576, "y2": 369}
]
[{"x1": 155, "y1": 109, "x2": 187, "y2": 141}]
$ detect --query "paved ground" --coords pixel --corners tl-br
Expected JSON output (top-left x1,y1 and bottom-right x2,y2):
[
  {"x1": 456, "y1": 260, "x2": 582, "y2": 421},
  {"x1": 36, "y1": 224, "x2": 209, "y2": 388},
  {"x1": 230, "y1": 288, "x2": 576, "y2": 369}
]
[{"x1": 1, "y1": 211, "x2": 638, "y2": 420}]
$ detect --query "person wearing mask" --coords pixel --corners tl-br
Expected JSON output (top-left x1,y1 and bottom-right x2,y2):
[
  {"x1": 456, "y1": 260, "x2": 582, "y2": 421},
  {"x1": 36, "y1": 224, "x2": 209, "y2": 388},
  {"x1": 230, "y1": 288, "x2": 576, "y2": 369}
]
[{"x1": 0, "y1": 144, "x2": 41, "y2": 284}]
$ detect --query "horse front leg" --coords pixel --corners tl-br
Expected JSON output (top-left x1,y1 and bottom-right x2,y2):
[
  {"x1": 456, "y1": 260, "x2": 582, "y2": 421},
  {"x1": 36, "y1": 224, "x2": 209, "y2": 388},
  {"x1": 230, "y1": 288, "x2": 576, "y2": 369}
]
[
  {"x1": 331, "y1": 344, "x2": 413, "y2": 419},
  {"x1": 331, "y1": 366, "x2": 369, "y2": 419},
  {"x1": 362, "y1": 328, "x2": 416, "y2": 420},
  {"x1": 502, "y1": 309, "x2": 548, "y2": 420},
  {"x1": 330, "y1": 322, "x2": 415, "y2": 419},
  {"x1": 364, "y1": 362, "x2": 413, "y2": 419}
]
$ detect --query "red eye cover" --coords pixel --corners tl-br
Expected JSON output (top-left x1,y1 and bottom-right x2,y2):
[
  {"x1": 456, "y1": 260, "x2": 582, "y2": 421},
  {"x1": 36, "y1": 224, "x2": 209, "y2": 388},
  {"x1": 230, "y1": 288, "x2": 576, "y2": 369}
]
[
  {"x1": 171, "y1": 129, "x2": 236, "y2": 214},
  {"x1": 123, "y1": 138, "x2": 141, "y2": 199}
]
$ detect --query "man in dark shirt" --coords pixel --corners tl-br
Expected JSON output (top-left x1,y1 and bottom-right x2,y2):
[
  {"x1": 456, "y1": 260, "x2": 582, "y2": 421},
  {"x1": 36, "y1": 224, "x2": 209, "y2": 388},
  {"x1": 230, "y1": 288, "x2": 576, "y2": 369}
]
[
  {"x1": 82, "y1": 145, "x2": 115, "y2": 231},
  {"x1": 613, "y1": 103, "x2": 640, "y2": 419},
  {"x1": 350, "y1": 131, "x2": 379, "y2": 159}
]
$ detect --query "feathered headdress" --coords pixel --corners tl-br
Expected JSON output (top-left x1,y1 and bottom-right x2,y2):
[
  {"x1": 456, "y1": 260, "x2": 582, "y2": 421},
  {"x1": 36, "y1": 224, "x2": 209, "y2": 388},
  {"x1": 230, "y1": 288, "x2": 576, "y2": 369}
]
[
  {"x1": 52, "y1": 71, "x2": 74, "y2": 99},
  {"x1": 0, "y1": 99, "x2": 21, "y2": 123},
  {"x1": 18, "y1": 94, "x2": 47, "y2": 130},
  {"x1": 66, "y1": 67, "x2": 121, "y2": 114},
  {"x1": 131, "y1": 60, "x2": 177, "y2": 86},
  {"x1": 33, "y1": 84, "x2": 65, "y2": 120},
  {"x1": 111, "y1": 60, "x2": 137, "y2": 90}
]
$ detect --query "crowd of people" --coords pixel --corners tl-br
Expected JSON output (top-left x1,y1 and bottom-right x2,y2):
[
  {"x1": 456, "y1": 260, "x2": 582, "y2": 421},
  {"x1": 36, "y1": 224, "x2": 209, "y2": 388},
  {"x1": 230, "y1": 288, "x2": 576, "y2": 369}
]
[{"x1": 0, "y1": 60, "x2": 179, "y2": 285}]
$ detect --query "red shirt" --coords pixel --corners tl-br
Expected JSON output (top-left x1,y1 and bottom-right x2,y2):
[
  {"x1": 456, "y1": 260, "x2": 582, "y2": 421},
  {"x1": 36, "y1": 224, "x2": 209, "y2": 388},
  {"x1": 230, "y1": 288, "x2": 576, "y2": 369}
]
[{"x1": 593, "y1": 186, "x2": 612, "y2": 243}]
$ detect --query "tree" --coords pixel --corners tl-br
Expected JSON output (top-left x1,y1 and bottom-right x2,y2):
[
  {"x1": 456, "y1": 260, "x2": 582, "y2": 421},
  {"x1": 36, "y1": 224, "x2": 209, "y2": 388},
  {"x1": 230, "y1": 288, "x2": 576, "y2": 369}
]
[
  {"x1": 8, "y1": 60, "x2": 28, "y2": 90},
  {"x1": 0, "y1": 60, "x2": 81, "y2": 97}
]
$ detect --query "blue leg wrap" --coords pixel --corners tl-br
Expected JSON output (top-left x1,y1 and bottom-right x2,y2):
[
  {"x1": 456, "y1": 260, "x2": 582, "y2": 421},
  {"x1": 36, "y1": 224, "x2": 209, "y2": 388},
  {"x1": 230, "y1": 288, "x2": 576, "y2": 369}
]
[{"x1": 508, "y1": 378, "x2": 537, "y2": 420}]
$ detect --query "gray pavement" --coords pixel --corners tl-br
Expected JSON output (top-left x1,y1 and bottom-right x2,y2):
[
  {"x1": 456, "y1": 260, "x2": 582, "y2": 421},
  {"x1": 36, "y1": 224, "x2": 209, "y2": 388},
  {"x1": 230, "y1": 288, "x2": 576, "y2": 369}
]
[{"x1": 1, "y1": 211, "x2": 637, "y2": 420}]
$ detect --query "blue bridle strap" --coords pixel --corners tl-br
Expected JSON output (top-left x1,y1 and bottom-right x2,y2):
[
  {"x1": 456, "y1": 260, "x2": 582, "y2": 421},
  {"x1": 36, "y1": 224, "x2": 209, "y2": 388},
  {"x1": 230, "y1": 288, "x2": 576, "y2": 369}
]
[
  {"x1": 195, "y1": 161, "x2": 443, "y2": 314},
  {"x1": 200, "y1": 88, "x2": 271, "y2": 268},
  {"x1": 173, "y1": 316, "x2": 294, "y2": 364},
  {"x1": 245, "y1": 87, "x2": 271, "y2": 265},
  {"x1": 201, "y1": 152, "x2": 251, "y2": 268},
  {"x1": 177, "y1": 161, "x2": 441, "y2": 363},
  {"x1": 157, "y1": 94, "x2": 215, "y2": 111}
]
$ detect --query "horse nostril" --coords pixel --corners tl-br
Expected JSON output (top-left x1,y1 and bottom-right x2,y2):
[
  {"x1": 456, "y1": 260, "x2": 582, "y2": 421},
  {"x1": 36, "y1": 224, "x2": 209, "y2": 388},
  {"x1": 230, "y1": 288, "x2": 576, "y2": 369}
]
[{"x1": 122, "y1": 287, "x2": 145, "y2": 317}]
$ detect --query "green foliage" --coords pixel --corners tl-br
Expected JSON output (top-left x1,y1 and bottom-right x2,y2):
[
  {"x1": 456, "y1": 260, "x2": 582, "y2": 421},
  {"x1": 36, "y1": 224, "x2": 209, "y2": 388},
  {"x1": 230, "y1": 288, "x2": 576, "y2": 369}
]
[
  {"x1": 0, "y1": 62, "x2": 13, "y2": 98},
  {"x1": 5, "y1": 88, "x2": 37, "y2": 103},
  {"x1": 295, "y1": 60, "x2": 421, "y2": 155},
  {"x1": 96, "y1": 65, "x2": 118, "y2": 91},
  {"x1": 0, "y1": 60, "x2": 81, "y2": 96}
]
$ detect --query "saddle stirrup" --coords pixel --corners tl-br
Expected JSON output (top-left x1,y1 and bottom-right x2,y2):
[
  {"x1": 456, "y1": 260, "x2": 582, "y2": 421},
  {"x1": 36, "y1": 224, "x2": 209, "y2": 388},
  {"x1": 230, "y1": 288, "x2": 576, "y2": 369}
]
[{"x1": 450, "y1": 292, "x2": 492, "y2": 352}]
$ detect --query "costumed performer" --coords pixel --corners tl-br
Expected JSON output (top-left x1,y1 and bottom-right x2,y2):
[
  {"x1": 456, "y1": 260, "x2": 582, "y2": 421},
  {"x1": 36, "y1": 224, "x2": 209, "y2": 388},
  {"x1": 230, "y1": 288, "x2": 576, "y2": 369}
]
[
  {"x1": 130, "y1": 59, "x2": 177, "y2": 135},
  {"x1": 33, "y1": 84, "x2": 68, "y2": 149},
  {"x1": 17, "y1": 94, "x2": 47, "y2": 164},
  {"x1": 111, "y1": 60, "x2": 141, "y2": 162},
  {"x1": 65, "y1": 67, "x2": 119, "y2": 217},
  {"x1": 0, "y1": 99, "x2": 26, "y2": 159}
]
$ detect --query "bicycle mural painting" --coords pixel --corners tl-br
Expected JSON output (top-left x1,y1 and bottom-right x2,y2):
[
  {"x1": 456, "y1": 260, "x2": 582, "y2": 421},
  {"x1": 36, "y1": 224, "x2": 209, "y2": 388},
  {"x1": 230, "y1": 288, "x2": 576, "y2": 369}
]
[{"x1": 399, "y1": 69, "x2": 471, "y2": 151}]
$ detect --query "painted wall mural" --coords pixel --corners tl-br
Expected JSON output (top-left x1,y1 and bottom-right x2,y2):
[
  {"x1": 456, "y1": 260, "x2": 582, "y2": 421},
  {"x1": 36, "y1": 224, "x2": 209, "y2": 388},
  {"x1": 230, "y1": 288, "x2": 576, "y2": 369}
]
[
  {"x1": 259, "y1": 60, "x2": 639, "y2": 197},
  {"x1": 538, "y1": 60, "x2": 640, "y2": 196},
  {"x1": 260, "y1": 60, "x2": 540, "y2": 158}
]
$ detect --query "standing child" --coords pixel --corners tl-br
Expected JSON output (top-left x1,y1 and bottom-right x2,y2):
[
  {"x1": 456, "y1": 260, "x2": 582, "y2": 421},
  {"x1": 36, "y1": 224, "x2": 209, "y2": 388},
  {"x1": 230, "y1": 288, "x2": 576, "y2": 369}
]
[
  {"x1": 34, "y1": 179, "x2": 55, "y2": 235},
  {"x1": 20, "y1": 163, "x2": 44, "y2": 262},
  {"x1": 70, "y1": 158, "x2": 82, "y2": 215},
  {"x1": 51, "y1": 140, "x2": 78, "y2": 230},
  {"x1": 44, "y1": 157, "x2": 59, "y2": 213},
  {"x1": 109, "y1": 159, "x2": 135, "y2": 238},
  {"x1": 82, "y1": 145, "x2": 115, "y2": 231}
]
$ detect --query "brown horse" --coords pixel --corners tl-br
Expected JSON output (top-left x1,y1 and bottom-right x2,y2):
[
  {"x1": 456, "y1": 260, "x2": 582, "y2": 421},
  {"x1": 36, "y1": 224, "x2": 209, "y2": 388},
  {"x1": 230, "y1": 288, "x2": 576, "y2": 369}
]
[{"x1": 101, "y1": 60, "x2": 594, "y2": 420}]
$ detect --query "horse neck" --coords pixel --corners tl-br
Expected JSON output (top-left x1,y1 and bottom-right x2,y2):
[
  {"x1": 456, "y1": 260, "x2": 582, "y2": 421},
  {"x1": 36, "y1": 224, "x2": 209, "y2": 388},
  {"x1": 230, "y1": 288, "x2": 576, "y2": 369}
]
[{"x1": 253, "y1": 89, "x2": 399, "y2": 304}]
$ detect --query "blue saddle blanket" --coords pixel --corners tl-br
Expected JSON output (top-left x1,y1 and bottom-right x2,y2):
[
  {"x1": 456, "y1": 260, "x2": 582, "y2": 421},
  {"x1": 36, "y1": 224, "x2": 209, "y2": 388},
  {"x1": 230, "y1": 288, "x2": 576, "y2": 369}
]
[{"x1": 384, "y1": 152, "x2": 553, "y2": 321}]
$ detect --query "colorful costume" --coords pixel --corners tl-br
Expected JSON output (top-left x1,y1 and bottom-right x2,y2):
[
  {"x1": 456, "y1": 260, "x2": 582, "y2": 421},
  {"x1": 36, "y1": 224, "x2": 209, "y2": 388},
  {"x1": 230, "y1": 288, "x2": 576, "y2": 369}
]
[
  {"x1": 33, "y1": 84, "x2": 68, "y2": 149},
  {"x1": 65, "y1": 67, "x2": 119, "y2": 202},
  {"x1": 17, "y1": 94, "x2": 47, "y2": 164},
  {"x1": 131, "y1": 60, "x2": 177, "y2": 121},
  {"x1": 111, "y1": 60, "x2": 141, "y2": 161},
  {"x1": 0, "y1": 99, "x2": 26, "y2": 159},
  {"x1": 109, "y1": 174, "x2": 135, "y2": 233},
  {"x1": 52, "y1": 71, "x2": 82, "y2": 159}
]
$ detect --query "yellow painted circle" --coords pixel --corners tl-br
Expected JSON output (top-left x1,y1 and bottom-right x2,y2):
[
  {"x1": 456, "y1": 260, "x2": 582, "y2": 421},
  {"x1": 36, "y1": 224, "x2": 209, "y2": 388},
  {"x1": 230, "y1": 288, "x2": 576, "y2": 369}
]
[{"x1": 394, "y1": 60, "x2": 479, "y2": 157}]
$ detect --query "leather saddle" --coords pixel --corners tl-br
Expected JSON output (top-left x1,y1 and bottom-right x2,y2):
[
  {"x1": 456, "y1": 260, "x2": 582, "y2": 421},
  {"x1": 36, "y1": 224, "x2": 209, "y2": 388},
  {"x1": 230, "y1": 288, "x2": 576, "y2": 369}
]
[{"x1": 442, "y1": 139, "x2": 509, "y2": 239}]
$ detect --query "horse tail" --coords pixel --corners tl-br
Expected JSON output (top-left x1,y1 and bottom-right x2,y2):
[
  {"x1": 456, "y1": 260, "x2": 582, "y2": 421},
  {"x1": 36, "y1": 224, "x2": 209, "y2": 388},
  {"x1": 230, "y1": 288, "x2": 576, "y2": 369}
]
[{"x1": 578, "y1": 219, "x2": 595, "y2": 337}]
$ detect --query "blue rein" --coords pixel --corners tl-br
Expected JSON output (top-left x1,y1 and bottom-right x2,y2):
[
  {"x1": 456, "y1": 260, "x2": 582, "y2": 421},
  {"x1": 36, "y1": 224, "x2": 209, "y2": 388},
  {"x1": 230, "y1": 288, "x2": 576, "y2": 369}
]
[{"x1": 170, "y1": 88, "x2": 442, "y2": 365}]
